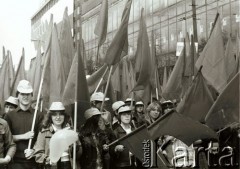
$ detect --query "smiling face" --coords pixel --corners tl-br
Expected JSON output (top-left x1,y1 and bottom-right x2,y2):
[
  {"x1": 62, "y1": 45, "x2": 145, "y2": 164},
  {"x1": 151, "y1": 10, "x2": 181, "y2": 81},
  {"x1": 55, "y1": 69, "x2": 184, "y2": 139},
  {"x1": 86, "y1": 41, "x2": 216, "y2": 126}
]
[
  {"x1": 120, "y1": 111, "x2": 132, "y2": 125},
  {"x1": 51, "y1": 111, "x2": 65, "y2": 128},
  {"x1": 18, "y1": 93, "x2": 32, "y2": 106}
]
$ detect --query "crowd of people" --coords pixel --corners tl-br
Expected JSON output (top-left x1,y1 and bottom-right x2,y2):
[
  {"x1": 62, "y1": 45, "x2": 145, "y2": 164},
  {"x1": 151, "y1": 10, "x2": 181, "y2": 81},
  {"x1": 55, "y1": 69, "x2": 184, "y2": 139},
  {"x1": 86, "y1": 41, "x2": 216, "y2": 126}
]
[{"x1": 0, "y1": 79, "x2": 239, "y2": 169}]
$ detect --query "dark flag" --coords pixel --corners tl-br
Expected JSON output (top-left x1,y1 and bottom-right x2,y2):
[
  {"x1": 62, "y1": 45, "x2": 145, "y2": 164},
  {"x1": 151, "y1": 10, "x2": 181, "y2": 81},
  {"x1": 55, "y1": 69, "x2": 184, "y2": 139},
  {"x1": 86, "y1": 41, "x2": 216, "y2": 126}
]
[
  {"x1": 148, "y1": 110, "x2": 218, "y2": 146},
  {"x1": 205, "y1": 72, "x2": 239, "y2": 130}
]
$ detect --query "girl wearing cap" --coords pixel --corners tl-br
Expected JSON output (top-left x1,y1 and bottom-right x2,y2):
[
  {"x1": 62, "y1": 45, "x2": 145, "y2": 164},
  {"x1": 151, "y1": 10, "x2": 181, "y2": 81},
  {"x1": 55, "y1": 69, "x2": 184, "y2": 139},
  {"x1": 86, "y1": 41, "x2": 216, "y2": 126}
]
[
  {"x1": 132, "y1": 101, "x2": 146, "y2": 128},
  {"x1": 144, "y1": 102, "x2": 162, "y2": 126},
  {"x1": 113, "y1": 106, "x2": 140, "y2": 169},
  {"x1": 79, "y1": 108, "x2": 116, "y2": 169},
  {"x1": 32, "y1": 102, "x2": 81, "y2": 169}
]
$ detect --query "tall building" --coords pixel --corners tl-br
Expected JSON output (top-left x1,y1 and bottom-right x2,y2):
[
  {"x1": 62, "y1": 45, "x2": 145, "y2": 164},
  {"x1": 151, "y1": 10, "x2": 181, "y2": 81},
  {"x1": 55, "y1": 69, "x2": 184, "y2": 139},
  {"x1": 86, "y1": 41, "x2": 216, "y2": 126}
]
[
  {"x1": 31, "y1": 0, "x2": 240, "y2": 77},
  {"x1": 80, "y1": 0, "x2": 240, "y2": 71}
]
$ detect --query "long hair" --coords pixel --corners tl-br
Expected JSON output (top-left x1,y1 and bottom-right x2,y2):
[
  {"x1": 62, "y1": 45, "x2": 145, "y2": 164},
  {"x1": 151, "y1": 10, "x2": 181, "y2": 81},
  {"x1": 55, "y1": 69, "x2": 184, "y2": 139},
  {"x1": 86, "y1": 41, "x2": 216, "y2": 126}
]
[
  {"x1": 42, "y1": 111, "x2": 70, "y2": 129},
  {"x1": 80, "y1": 114, "x2": 102, "y2": 136}
]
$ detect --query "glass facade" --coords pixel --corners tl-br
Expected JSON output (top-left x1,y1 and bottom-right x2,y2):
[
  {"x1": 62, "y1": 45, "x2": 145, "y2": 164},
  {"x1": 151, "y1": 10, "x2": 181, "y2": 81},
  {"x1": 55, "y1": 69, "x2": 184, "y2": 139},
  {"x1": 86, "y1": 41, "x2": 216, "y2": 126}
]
[{"x1": 81, "y1": 0, "x2": 240, "y2": 72}]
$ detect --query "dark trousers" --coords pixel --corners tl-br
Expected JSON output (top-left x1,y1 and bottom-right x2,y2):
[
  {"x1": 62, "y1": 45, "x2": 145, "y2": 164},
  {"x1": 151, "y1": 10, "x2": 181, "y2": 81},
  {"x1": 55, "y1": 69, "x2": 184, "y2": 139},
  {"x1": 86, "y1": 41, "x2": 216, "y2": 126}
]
[
  {"x1": 8, "y1": 161, "x2": 39, "y2": 169},
  {"x1": 45, "y1": 161, "x2": 71, "y2": 169}
]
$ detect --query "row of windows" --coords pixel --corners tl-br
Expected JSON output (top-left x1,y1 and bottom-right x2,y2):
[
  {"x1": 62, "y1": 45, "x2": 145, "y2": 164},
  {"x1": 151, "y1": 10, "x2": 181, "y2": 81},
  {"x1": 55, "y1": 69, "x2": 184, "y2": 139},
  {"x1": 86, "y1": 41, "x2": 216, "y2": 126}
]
[{"x1": 81, "y1": 0, "x2": 240, "y2": 65}]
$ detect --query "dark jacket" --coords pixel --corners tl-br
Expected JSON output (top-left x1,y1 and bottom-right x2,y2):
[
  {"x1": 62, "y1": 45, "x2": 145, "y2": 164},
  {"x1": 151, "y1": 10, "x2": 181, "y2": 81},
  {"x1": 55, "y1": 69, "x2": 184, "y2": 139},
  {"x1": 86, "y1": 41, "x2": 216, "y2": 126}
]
[
  {"x1": 79, "y1": 129, "x2": 116, "y2": 169},
  {"x1": 113, "y1": 124, "x2": 136, "y2": 168}
]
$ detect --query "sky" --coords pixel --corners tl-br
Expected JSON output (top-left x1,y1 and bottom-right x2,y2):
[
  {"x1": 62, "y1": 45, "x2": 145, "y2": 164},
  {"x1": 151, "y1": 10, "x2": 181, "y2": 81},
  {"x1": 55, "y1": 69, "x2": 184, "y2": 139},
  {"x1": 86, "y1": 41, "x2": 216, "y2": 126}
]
[{"x1": 0, "y1": 0, "x2": 40, "y2": 70}]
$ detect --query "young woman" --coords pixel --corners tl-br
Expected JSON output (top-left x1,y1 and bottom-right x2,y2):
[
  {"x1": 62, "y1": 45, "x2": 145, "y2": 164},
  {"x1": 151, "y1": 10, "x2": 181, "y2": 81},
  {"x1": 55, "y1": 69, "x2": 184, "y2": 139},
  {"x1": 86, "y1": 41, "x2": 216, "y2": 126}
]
[
  {"x1": 79, "y1": 108, "x2": 116, "y2": 169},
  {"x1": 32, "y1": 102, "x2": 81, "y2": 169},
  {"x1": 144, "y1": 102, "x2": 163, "y2": 126},
  {"x1": 113, "y1": 106, "x2": 139, "y2": 169}
]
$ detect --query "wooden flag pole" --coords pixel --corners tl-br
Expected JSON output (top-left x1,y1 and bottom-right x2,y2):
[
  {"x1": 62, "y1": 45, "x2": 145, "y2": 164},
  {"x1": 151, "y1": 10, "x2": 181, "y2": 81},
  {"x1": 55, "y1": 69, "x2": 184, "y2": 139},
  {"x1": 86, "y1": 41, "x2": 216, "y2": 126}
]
[
  {"x1": 94, "y1": 66, "x2": 109, "y2": 93},
  {"x1": 28, "y1": 32, "x2": 52, "y2": 149},
  {"x1": 155, "y1": 70, "x2": 159, "y2": 100},
  {"x1": 100, "y1": 65, "x2": 113, "y2": 112},
  {"x1": 96, "y1": 45, "x2": 100, "y2": 66}
]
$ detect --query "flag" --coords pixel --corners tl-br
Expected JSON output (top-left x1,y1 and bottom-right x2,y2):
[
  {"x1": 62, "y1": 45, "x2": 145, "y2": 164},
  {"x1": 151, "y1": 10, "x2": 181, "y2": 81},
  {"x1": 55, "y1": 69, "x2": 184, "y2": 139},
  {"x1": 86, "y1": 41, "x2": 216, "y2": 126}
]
[
  {"x1": 62, "y1": 45, "x2": 91, "y2": 126},
  {"x1": 183, "y1": 33, "x2": 193, "y2": 77},
  {"x1": 195, "y1": 14, "x2": 227, "y2": 93},
  {"x1": 104, "y1": 0, "x2": 132, "y2": 65},
  {"x1": 224, "y1": 37, "x2": 237, "y2": 82},
  {"x1": 87, "y1": 64, "x2": 108, "y2": 94},
  {"x1": 176, "y1": 72, "x2": 214, "y2": 123},
  {"x1": 148, "y1": 110, "x2": 218, "y2": 146},
  {"x1": 0, "y1": 56, "x2": 10, "y2": 107},
  {"x1": 94, "y1": 0, "x2": 108, "y2": 46},
  {"x1": 10, "y1": 48, "x2": 26, "y2": 96},
  {"x1": 162, "y1": 46, "x2": 185, "y2": 100},
  {"x1": 132, "y1": 8, "x2": 152, "y2": 91},
  {"x1": 2, "y1": 46, "x2": 5, "y2": 65},
  {"x1": 150, "y1": 31, "x2": 162, "y2": 98},
  {"x1": 43, "y1": 24, "x2": 66, "y2": 104},
  {"x1": 205, "y1": 72, "x2": 239, "y2": 130},
  {"x1": 111, "y1": 63, "x2": 120, "y2": 92},
  {"x1": 8, "y1": 51, "x2": 15, "y2": 88},
  {"x1": 32, "y1": 46, "x2": 42, "y2": 99},
  {"x1": 59, "y1": 7, "x2": 74, "y2": 79},
  {"x1": 118, "y1": 125, "x2": 151, "y2": 162}
]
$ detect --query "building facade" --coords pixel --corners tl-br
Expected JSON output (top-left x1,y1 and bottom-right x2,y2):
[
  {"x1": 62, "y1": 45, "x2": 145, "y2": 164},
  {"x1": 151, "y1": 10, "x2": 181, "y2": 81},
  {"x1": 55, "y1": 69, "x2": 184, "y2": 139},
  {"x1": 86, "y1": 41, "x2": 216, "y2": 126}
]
[{"x1": 81, "y1": 0, "x2": 240, "y2": 74}]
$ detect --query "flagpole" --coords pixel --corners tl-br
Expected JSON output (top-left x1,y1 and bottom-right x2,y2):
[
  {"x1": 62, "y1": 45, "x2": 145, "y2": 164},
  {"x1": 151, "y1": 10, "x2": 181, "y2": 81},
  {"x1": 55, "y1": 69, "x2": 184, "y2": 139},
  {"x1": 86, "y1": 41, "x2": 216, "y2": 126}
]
[
  {"x1": 96, "y1": 45, "x2": 100, "y2": 66},
  {"x1": 155, "y1": 70, "x2": 159, "y2": 100},
  {"x1": 28, "y1": 32, "x2": 52, "y2": 149},
  {"x1": 100, "y1": 65, "x2": 113, "y2": 112},
  {"x1": 94, "y1": 66, "x2": 109, "y2": 93}
]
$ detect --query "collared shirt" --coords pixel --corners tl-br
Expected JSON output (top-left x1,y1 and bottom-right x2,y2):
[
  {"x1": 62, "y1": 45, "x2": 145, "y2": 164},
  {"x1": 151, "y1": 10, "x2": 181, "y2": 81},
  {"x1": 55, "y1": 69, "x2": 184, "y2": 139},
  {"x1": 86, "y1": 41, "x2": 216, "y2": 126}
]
[
  {"x1": 0, "y1": 118, "x2": 16, "y2": 158},
  {"x1": 4, "y1": 107, "x2": 43, "y2": 159}
]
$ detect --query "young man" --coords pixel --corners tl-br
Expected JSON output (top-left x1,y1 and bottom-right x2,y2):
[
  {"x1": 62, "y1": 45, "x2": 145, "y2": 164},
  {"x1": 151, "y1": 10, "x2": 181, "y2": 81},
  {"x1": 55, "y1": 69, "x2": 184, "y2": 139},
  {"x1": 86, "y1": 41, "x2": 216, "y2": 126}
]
[
  {"x1": 1, "y1": 96, "x2": 18, "y2": 118},
  {"x1": 4, "y1": 80, "x2": 43, "y2": 169}
]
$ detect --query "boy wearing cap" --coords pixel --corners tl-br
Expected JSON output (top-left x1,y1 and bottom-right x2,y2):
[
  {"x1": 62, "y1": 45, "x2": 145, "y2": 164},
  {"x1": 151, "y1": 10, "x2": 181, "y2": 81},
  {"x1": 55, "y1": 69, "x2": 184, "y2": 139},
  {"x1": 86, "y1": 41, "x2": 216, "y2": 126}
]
[
  {"x1": 4, "y1": 80, "x2": 44, "y2": 169},
  {"x1": 111, "y1": 101, "x2": 125, "y2": 130},
  {"x1": 1, "y1": 96, "x2": 18, "y2": 118}
]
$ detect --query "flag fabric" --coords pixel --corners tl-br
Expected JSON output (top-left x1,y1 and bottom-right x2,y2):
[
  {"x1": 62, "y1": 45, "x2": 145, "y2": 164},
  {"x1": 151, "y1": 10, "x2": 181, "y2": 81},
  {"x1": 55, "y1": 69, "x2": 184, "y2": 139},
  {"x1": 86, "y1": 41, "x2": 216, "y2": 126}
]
[
  {"x1": 8, "y1": 52, "x2": 15, "y2": 88},
  {"x1": 132, "y1": 8, "x2": 152, "y2": 91},
  {"x1": 87, "y1": 64, "x2": 108, "y2": 94},
  {"x1": 183, "y1": 33, "x2": 193, "y2": 77},
  {"x1": 94, "y1": 0, "x2": 108, "y2": 46},
  {"x1": 176, "y1": 72, "x2": 214, "y2": 123},
  {"x1": 11, "y1": 48, "x2": 26, "y2": 96},
  {"x1": 118, "y1": 125, "x2": 151, "y2": 162},
  {"x1": 2, "y1": 46, "x2": 5, "y2": 62},
  {"x1": 32, "y1": 46, "x2": 42, "y2": 99},
  {"x1": 104, "y1": 0, "x2": 132, "y2": 65},
  {"x1": 111, "y1": 63, "x2": 120, "y2": 92},
  {"x1": 162, "y1": 47, "x2": 185, "y2": 100},
  {"x1": 205, "y1": 72, "x2": 239, "y2": 130},
  {"x1": 0, "y1": 56, "x2": 10, "y2": 107},
  {"x1": 224, "y1": 38, "x2": 238, "y2": 82},
  {"x1": 43, "y1": 24, "x2": 66, "y2": 104},
  {"x1": 62, "y1": 44, "x2": 91, "y2": 126},
  {"x1": 148, "y1": 110, "x2": 218, "y2": 146},
  {"x1": 195, "y1": 15, "x2": 227, "y2": 93},
  {"x1": 59, "y1": 7, "x2": 74, "y2": 79}
]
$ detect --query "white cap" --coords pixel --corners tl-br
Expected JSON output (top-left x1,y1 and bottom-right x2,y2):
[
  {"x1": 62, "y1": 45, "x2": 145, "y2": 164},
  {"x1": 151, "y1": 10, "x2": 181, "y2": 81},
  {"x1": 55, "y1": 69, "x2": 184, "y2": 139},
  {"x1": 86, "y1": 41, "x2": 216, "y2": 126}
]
[
  {"x1": 125, "y1": 98, "x2": 135, "y2": 102},
  {"x1": 5, "y1": 96, "x2": 18, "y2": 106},
  {"x1": 118, "y1": 106, "x2": 132, "y2": 114},
  {"x1": 90, "y1": 92, "x2": 109, "y2": 102},
  {"x1": 49, "y1": 102, "x2": 65, "y2": 111},
  {"x1": 135, "y1": 101, "x2": 144, "y2": 106},
  {"x1": 17, "y1": 80, "x2": 33, "y2": 94},
  {"x1": 112, "y1": 101, "x2": 125, "y2": 111},
  {"x1": 161, "y1": 100, "x2": 173, "y2": 105},
  {"x1": 84, "y1": 108, "x2": 101, "y2": 120}
]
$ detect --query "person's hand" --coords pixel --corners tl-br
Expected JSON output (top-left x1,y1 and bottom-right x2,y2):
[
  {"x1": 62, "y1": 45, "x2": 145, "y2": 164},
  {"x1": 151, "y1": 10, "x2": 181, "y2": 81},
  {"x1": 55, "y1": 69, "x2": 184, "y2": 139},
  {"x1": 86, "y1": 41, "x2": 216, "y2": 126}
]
[
  {"x1": 24, "y1": 149, "x2": 34, "y2": 158},
  {"x1": 23, "y1": 131, "x2": 34, "y2": 140},
  {"x1": 115, "y1": 145, "x2": 124, "y2": 152},
  {"x1": 103, "y1": 144, "x2": 109, "y2": 151},
  {"x1": 0, "y1": 156, "x2": 11, "y2": 164}
]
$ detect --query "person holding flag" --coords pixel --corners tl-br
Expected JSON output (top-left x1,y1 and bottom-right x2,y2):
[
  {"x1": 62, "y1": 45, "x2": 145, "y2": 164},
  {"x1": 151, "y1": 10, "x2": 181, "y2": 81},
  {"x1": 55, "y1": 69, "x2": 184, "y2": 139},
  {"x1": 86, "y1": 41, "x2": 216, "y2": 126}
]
[{"x1": 4, "y1": 80, "x2": 44, "y2": 169}]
